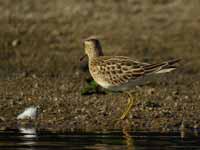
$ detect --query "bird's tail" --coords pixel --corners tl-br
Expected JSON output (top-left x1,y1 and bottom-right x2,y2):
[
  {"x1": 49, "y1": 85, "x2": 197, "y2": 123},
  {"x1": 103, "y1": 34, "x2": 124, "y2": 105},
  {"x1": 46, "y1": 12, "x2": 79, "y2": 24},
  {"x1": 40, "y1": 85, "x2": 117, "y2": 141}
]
[{"x1": 144, "y1": 59, "x2": 181, "y2": 74}]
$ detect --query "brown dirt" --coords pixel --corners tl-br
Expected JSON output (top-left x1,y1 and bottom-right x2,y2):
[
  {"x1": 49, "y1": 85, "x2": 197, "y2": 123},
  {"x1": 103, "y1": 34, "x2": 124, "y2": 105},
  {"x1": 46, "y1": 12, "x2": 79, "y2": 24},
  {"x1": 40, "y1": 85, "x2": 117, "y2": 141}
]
[{"x1": 0, "y1": 0, "x2": 200, "y2": 133}]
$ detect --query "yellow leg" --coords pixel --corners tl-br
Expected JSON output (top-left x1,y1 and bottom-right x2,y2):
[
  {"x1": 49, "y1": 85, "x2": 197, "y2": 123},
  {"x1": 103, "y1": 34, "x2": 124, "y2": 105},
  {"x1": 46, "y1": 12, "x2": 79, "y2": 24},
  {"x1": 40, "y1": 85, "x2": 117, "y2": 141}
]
[
  {"x1": 120, "y1": 92, "x2": 134, "y2": 120},
  {"x1": 122, "y1": 127, "x2": 135, "y2": 150}
]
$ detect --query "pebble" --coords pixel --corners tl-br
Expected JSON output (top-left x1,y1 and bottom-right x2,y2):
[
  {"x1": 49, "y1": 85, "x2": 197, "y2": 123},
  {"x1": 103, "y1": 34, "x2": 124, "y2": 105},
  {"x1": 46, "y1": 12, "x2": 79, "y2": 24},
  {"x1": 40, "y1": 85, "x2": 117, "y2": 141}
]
[
  {"x1": 0, "y1": 117, "x2": 5, "y2": 122},
  {"x1": 11, "y1": 39, "x2": 20, "y2": 47},
  {"x1": 147, "y1": 88, "x2": 155, "y2": 95}
]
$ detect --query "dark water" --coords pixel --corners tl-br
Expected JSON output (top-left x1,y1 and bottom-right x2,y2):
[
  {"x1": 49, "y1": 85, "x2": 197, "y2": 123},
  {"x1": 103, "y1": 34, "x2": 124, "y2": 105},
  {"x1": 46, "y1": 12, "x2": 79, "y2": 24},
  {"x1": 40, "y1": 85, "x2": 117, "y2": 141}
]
[{"x1": 0, "y1": 128, "x2": 200, "y2": 150}]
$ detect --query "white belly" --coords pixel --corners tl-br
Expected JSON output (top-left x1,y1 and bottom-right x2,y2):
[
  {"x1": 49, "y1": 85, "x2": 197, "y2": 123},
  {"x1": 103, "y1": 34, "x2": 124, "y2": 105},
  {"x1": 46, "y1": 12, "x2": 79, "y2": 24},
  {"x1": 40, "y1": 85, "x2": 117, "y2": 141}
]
[{"x1": 93, "y1": 75, "x2": 148, "y2": 92}]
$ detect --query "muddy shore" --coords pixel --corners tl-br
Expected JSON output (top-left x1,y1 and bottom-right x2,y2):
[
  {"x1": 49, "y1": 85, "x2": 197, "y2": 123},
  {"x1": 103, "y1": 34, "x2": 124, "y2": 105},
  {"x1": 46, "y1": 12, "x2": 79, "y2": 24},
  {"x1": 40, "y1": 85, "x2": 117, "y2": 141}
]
[{"x1": 0, "y1": 0, "x2": 200, "y2": 133}]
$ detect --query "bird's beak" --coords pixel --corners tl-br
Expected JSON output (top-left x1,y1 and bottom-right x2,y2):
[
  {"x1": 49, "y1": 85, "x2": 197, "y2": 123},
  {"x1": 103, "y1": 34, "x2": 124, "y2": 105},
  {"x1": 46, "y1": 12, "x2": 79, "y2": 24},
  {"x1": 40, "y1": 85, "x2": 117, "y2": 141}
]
[{"x1": 80, "y1": 55, "x2": 87, "y2": 61}]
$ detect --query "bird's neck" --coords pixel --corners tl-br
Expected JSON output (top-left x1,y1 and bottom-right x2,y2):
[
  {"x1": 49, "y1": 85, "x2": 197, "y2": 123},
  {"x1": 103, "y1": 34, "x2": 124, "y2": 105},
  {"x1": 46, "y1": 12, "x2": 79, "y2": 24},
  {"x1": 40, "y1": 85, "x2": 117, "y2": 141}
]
[
  {"x1": 88, "y1": 48, "x2": 103, "y2": 61},
  {"x1": 88, "y1": 53, "x2": 98, "y2": 63}
]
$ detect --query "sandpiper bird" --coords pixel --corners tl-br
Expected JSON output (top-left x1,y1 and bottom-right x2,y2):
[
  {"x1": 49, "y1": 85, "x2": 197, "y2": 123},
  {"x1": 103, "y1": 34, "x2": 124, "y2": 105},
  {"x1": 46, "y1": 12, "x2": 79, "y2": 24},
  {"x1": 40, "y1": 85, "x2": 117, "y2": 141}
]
[{"x1": 80, "y1": 37, "x2": 180, "y2": 120}]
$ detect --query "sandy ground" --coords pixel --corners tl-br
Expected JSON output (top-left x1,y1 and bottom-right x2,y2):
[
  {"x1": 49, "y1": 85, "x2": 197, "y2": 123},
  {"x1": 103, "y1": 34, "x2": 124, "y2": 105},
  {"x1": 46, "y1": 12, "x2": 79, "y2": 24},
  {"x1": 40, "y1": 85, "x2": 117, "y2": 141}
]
[{"x1": 0, "y1": 0, "x2": 200, "y2": 132}]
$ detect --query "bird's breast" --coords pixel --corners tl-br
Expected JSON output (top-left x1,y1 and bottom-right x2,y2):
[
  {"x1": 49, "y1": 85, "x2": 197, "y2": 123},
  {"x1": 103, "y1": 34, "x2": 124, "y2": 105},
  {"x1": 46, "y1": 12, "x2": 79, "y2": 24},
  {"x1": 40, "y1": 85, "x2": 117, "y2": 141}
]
[{"x1": 89, "y1": 63, "x2": 113, "y2": 89}]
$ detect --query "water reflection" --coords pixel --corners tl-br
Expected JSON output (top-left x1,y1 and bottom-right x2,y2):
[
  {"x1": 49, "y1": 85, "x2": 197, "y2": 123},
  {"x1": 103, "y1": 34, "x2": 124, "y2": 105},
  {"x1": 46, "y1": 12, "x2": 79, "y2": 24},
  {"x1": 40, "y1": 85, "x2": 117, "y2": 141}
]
[
  {"x1": 19, "y1": 127, "x2": 36, "y2": 138},
  {"x1": 18, "y1": 127, "x2": 37, "y2": 149},
  {"x1": 0, "y1": 129, "x2": 200, "y2": 150},
  {"x1": 123, "y1": 128, "x2": 135, "y2": 150}
]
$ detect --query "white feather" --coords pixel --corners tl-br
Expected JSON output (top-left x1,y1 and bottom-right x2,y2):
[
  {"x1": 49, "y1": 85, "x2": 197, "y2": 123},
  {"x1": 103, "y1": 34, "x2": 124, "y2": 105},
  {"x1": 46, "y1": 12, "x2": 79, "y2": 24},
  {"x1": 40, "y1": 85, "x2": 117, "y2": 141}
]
[
  {"x1": 156, "y1": 68, "x2": 176, "y2": 74},
  {"x1": 17, "y1": 106, "x2": 37, "y2": 120}
]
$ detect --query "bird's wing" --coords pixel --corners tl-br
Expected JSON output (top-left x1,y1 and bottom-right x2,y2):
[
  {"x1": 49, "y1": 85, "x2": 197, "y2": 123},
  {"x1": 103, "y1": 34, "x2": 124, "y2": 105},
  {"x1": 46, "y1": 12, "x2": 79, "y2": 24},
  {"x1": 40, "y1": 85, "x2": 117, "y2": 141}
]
[
  {"x1": 93, "y1": 56, "x2": 146, "y2": 85},
  {"x1": 93, "y1": 56, "x2": 179, "y2": 85}
]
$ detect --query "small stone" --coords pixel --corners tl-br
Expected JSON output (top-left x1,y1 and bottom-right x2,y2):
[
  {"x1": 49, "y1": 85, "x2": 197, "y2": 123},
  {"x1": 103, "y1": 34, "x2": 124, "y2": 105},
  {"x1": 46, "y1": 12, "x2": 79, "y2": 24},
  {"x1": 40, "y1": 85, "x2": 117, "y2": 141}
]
[
  {"x1": 51, "y1": 30, "x2": 60, "y2": 36},
  {"x1": 0, "y1": 116, "x2": 5, "y2": 122},
  {"x1": 33, "y1": 83, "x2": 38, "y2": 88},
  {"x1": 20, "y1": 92, "x2": 24, "y2": 97},
  {"x1": 12, "y1": 39, "x2": 20, "y2": 47},
  {"x1": 84, "y1": 101, "x2": 90, "y2": 105},
  {"x1": 166, "y1": 96, "x2": 172, "y2": 101},
  {"x1": 32, "y1": 74, "x2": 37, "y2": 79},
  {"x1": 53, "y1": 97, "x2": 58, "y2": 101},
  {"x1": 81, "y1": 108, "x2": 86, "y2": 113},
  {"x1": 174, "y1": 102, "x2": 178, "y2": 107},
  {"x1": 173, "y1": 91, "x2": 179, "y2": 95},
  {"x1": 194, "y1": 124, "x2": 198, "y2": 129},
  {"x1": 147, "y1": 88, "x2": 155, "y2": 95},
  {"x1": 75, "y1": 71, "x2": 80, "y2": 76},
  {"x1": 60, "y1": 84, "x2": 66, "y2": 90}
]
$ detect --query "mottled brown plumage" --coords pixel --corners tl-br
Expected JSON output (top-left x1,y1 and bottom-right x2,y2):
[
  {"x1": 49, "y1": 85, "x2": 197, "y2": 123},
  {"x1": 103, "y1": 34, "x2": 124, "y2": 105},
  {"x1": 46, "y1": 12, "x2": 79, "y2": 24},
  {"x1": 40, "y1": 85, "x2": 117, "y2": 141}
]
[
  {"x1": 90, "y1": 56, "x2": 145, "y2": 86},
  {"x1": 83, "y1": 37, "x2": 179, "y2": 91},
  {"x1": 82, "y1": 37, "x2": 180, "y2": 119}
]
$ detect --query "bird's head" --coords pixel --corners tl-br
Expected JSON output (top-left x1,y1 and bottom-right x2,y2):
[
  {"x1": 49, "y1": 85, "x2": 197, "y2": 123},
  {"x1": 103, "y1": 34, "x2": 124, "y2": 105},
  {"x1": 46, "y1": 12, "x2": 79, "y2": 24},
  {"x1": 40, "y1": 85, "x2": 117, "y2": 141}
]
[{"x1": 80, "y1": 37, "x2": 103, "y2": 61}]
